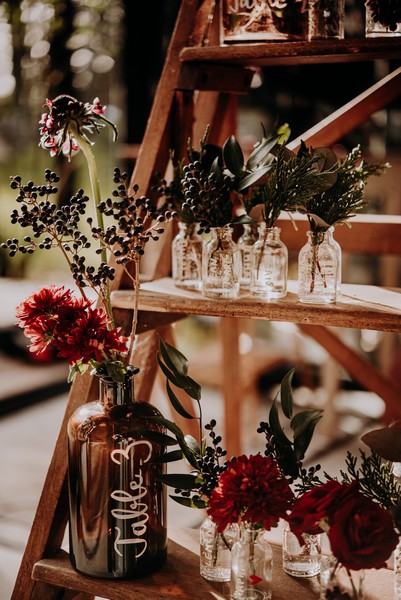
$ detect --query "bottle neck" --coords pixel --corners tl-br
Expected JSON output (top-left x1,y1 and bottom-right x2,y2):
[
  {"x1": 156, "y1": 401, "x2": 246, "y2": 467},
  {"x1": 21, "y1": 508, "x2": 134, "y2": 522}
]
[
  {"x1": 211, "y1": 224, "x2": 233, "y2": 241},
  {"x1": 98, "y1": 367, "x2": 139, "y2": 408}
]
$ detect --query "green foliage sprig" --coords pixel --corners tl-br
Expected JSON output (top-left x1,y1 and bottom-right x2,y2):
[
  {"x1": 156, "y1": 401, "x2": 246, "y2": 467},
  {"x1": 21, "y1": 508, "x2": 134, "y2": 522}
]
[
  {"x1": 297, "y1": 143, "x2": 390, "y2": 234},
  {"x1": 257, "y1": 368, "x2": 323, "y2": 495},
  {"x1": 338, "y1": 450, "x2": 401, "y2": 514}
]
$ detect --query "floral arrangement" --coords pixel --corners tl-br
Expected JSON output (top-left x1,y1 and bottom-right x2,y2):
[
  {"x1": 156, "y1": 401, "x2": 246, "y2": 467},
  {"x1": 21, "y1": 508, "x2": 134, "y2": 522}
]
[
  {"x1": 1, "y1": 95, "x2": 174, "y2": 383},
  {"x1": 366, "y1": 0, "x2": 401, "y2": 30}
]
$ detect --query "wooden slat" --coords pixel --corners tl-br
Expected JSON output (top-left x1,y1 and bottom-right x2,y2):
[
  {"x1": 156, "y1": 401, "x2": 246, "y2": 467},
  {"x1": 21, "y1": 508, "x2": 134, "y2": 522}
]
[
  {"x1": 180, "y1": 38, "x2": 401, "y2": 67},
  {"x1": 287, "y1": 66, "x2": 401, "y2": 151},
  {"x1": 178, "y1": 63, "x2": 254, "y2": 92},
  {"x1": 220, "y1": 317, "x2": 242, "y2": 457},
  {"x1": 111, "y1": 278, "x2": 401, "y2": 334}
]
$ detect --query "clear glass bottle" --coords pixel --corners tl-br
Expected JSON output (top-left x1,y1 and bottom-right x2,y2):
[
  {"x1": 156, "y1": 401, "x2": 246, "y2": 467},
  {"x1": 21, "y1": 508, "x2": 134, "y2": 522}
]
[
  {"x1": 237, "y1": 223, "x2": 258, "y2": 290},
  {"x1": 365, "y1": 5, "x2": 401, "y2": 37},
  {"x1": 250, "y1": 224, "x2": 288, "y2": 299},
  {"x1": 202, "y1": 225, "x2": 241, "y2": 299},
  {"x1": 199, "y1": 515, "x2": 239, "y2": 582},
  {"x1": 67, "y1": 368, "x2": 167, "y2": 578},
  {"x1": 172, "y1": 222, "x2": 202, "y2": 291},
  {"x1": 308, "y1": 0, "x2": 345, "y2": 40},
  {"x1": 320, "y1": 555, "x2": 365, "y2": 599},
  {"x1": 298, "y1": 229, "x2": 340, "y2": 304},
  {"x1": 282, "y1": 521, "x2": 321, "y2": 578},
  {"x1": 230, "y1": 525, "x2": 273, "y2": 600}
]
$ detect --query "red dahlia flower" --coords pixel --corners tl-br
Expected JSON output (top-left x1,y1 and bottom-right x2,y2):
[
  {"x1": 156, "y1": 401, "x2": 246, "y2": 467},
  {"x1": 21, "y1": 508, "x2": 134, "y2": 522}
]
[
  {"x1": 57, "y1": 307, "x2": 128, "y2": 364},
  {"x1": 16, "y1": 285, "x2": 75, "y2": 327},
  {"x1": 207, "y1": 454, "x2": 294, "y2": 532}
]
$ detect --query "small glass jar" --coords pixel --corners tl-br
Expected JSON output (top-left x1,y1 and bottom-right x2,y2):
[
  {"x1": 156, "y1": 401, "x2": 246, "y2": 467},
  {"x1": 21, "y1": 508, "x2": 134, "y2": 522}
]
[
  {"x1": 365, "y1": 5, "x2": 401, "y2": 37},
  {"x1": 308, "y1": 0, "x2": 345, "y2": 40},
  {"x1": 202, "y1": 225, "x2": 241, "y2": 299},
  {"x1": 230, "y1": 525, "x2": 273, "y2": 600},
  {"x1": 282, "y1": 521, "x2": 321, "y2": 578},
  {"x1": 199, "y1": 515, "x2": 239, "y2": 582},
  {"x1": 298, "y1": 229, "x2": 340, "y2": 305},
  {"x1": 320, "y1": 555, "x2": 365, "y2": 599},
  {"x1": 172, "y1": 222, "x2": 202, "y2": 290},
  {"x1": 237, "y1": 223, "x2": 258, "y2": 289},
  {"x1": 250, "y1": 224, "x2": 288, "y2": 299}
]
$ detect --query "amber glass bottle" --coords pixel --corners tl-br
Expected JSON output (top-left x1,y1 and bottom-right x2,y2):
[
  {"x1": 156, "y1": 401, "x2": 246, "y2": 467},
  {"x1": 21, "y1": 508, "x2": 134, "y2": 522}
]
[{"x1": 67, "y1": 367, "x2": 167, "y2": 578}]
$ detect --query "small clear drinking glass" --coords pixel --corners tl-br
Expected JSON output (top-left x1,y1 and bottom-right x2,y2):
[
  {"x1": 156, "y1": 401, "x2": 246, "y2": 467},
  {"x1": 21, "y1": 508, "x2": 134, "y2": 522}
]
[{"x1": 282, "y1": 521, "x2": 321, "y2": 578}]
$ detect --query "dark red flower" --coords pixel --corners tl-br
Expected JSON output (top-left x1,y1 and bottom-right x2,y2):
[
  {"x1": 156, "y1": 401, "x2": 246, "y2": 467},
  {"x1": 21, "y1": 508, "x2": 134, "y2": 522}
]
[
  {"x1": 56, "y1": 307, "x2": 128, "y2": 364},
  {"x1": 207, "y1": 454, "x2": 294, "y2": 533},
  {"x1": 287, "y1": 480, "x2": 357, "y2": 541},
  {"x1": 328, "y1": 492, "x2": 399, "y2": 570},
  {"x1": 16, "y1": 285, "x2": 74, "y2": 327},
  {"x1": 24, "y1": 319, "x2": 58, "y2": 355}
]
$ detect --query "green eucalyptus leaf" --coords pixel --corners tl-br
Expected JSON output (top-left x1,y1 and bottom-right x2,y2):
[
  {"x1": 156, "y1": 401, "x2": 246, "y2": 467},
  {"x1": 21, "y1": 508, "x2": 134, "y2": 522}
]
[
  {"x1": 223, "y1": 135, "x2": 244, "y2": 176},
  {"x1": 293, "y1": 418, "x2": 322, "y2": 461},
  {"x1": 157, "y1": 354, "x2": 201, "y2": 400},
  {"x1": 156, "y1": 472, "x2": 200, "y2": 489},
  {"x1": 169, "y1": 495, "x2": 208, "y2": 509},
  {"x1": 279, "y1": 368, "x2": 295, "y2": 419},
  {"x1": 181, "y1": 375, "x2": 202, "y2": 401},
  {"x1": 238, "y1": 164, "x2": 272, "y2": 191},
  {"x1": 150, "y1": 415, "x2": 186, "y2": 442},
  {"x1": 246, "y1": 136, "x2": 279, "y2": 170},
  {"x1": 291, "y1": 409, "x2": 323, "y2": 438},
  {"x1": 166, "y1": 379, "x2": 196, "y2": 420},
  {"x1": 184, "y1": 434, "x2": 201, "y2": 455},
  {"x1": 210, "y1": 156, "x2": 223, "y2": 182},
  {"x1": 137, "y1": 429, "x2": 179, "y2": 446},
  {"x1": 151, "y1": 449, "x2": 184, "y2": 464},
  {"x1": 269, "y1": 396, "x2": 292, "y2": 447},
  {"x1": 159, "y1": 337, "x2": 188, "y2": 376},
  {"x1": 361, "y1": 428, "x2": 401, "y2": 462}
]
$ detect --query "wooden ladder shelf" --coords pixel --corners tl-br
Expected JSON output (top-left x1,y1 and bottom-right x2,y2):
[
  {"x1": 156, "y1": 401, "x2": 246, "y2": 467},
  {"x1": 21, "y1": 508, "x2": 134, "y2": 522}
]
[{"x1": 12, "y1": 0, "x2": 401, "y2": 598}]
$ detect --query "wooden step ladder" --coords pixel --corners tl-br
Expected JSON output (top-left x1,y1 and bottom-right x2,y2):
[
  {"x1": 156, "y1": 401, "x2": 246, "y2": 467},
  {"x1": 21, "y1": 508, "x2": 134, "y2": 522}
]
[{"x1": 11, "y1": 0, "x2": 401, "y2": 598}]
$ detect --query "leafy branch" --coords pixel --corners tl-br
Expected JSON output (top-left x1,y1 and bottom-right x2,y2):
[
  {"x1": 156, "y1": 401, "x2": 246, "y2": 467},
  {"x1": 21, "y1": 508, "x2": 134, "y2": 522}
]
[
  {"x1": 257, "y1": 368, "x2": 323, "y2": 495},
  {"x1": 139, "y1": 337, "x2": 228, "y2": 509}
]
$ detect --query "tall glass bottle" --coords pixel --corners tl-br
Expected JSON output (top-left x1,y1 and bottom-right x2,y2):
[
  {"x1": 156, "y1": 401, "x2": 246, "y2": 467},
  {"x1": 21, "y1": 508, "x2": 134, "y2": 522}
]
[
  {"x1": 298, "y1": 230, "x2": 340, "y2": 304},
  {"x1": 230, "y1": 525, "x2": 273, "y2": 600},
  {"x1": 172, "y1": 222, "x2": 202, "y2": 291},
  {"x1": 250, "y1": 225, "x2": 288, "y2": 299},
  {"x1": 202, "y1": 225, "x2": 241, "y2": 299},
  {"x1": 237, "y1": 223, "x2": 258, "y2": 290},
  {"x1": 67, "y1": 367, "x2": 167, "y2": 578},
  {"x1": 308, "y1": 0, "x2": 345, "y2": 40}
]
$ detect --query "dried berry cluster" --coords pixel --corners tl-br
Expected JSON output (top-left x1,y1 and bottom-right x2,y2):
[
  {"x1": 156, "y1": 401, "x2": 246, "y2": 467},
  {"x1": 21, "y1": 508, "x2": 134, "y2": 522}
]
[
  {"x1": 2, "y1": 167, "x2": 175, "y2": 305},
  {"x1": 181, "y1": 160, "x2": 236, "y2": 234}
]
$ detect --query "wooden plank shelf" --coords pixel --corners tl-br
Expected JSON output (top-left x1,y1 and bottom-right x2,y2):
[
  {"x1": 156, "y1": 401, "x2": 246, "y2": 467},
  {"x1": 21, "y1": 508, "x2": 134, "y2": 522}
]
[
  {"x1": 31, "y1": 527, "x2": 394, "y2": 600},
  {"x1": 180, "y1": 38, "x2": 401, "y2": 67},
  {"x1": 111, "y1": 278, "x2": 401, "y2": 334}
]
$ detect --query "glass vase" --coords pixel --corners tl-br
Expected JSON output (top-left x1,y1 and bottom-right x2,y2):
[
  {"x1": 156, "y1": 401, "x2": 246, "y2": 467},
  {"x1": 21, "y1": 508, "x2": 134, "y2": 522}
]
[
  {"x1": 238, "y1": 223, "x2": 258, "y2": 290},
  {"x1": 365, "y1": 5, "x2": 401, "y2": 37},
  {"x1": 298, "y1": 229, "x2": 340, "y2": 304},
  {"x1": 202, "y1": 225, "x2": 241, "y2": 299},
  {"x1": 67, "y1": 368, "x2": 167, "y2": 578},
  {"x1": 220, "y1": 0, "x2": 308, "y2": 43},
  {"x1": 230, "y1": 526, "x2": 273, "y2": 600},
  {"x1": 250, "y1": 224, "x2": 288, "y2": 299},
  {"x1": 320, "y1": 555, "x2": 365, "y2": 599},
  {"x1": 282, "y1": 521, "x2": 321, "y2": 578},
  {"x1": 308, "y1": 0, "x2": 345, "y2": 40},
  {"x1": 172, "y1": 222, "x2": 202, "y2": 291},
  {"x1": 199, "y1": 515, "x2": 239, "y2": 582}
]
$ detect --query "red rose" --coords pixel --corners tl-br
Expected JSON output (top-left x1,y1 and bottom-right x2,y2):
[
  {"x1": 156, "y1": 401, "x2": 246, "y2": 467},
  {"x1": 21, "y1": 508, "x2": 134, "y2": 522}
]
[
  {"x1": 288, "y1": 480, "x2": 356, "y2": 541},
  {"x1": 329, "y1": 493, "x2": 399, "y2": 570}
]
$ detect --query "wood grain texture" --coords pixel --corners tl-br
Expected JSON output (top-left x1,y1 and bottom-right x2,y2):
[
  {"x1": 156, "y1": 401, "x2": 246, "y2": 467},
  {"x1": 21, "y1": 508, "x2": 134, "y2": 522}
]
[{"x1": 111, "y1": 278, "x2": 401, "y2": 333}]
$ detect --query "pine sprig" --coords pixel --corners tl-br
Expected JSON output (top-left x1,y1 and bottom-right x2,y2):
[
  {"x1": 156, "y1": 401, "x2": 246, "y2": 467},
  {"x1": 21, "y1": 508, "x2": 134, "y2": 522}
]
[
  {"x1": 299, "y1": 145, "x2": 390, "y2": 232},
  {"x1": 336, "y1": 449, "x2": 401, "y2": 511}
]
